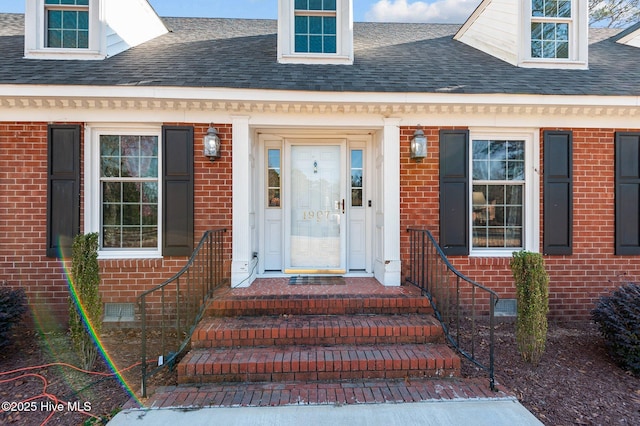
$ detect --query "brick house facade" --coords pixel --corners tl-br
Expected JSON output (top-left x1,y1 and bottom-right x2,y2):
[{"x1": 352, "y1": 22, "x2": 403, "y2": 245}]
[{"x1": 2, "y1": 1, "x2": 640, "y2": 325}]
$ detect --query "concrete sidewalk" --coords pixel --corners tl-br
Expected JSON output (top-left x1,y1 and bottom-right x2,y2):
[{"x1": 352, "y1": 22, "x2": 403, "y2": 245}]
[{"x1": 109, "y1": 398, "x2": 543, "y2": 426}]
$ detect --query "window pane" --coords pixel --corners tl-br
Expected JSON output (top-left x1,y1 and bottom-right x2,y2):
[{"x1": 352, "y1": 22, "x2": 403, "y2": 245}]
[
  {"x1": 63, "y1": 11, "x2": 77, "y2": 29},
  {"x1": 556, "y1": 41, "x2": 569, "y2": 58},
  {"x1": 295, "y1": 35, "x2": 308, "y2": 52},
  {"x1": 268, "y1": 169, "x2": 280, "y2": 187},
  {"x1": 309, "y1": 16, "x2": 322, "y2": 34},
  {"x1": 532, "y1": 0, "x2": 544, "y2": 16},
  {"x1": 544, "y1": 0, "x2": 558, "y2": 17},
  {"x1": 558, "y1": 1, "x2": 571, "y2": 18},
  {"x1": 324, "y1": 36, "x2": 336, "y2": 54},
  {"x1": 352, "y1": 189, "x2": 363, "y2": 207},
  {"x1": 351, "y1": 150, "x2": 363, "y2": 168},
  {"x1": 351, "y1": 170, "x2": 363, "y2": 188},
  {"x1": 142, "y1": 182, "x2": 158, "y2": 204},
  {"x1": 295, "y1": 0, "x2": 307, "y2": 10},
  {"x1": 268, "y1": 189, "x2": 281, "y2": 207},
  {"x1": 309, "y1": 0, "x2": 322, "y2": 10},
  {"x1": 309, "y1": 35, "x2": 323, "y2": 53},
  {"x1": 323, "y1": 0, "x2": 337, "y2": 10},
  {"x1": 102, "y1": 182, "x2": 121, "y2": 203},
  {"x1": 48, "y1": 10, "x2": 62, "y2": 29},
  {"x1": 295, "y1": 16, "x2": 308, "y2": 33}
]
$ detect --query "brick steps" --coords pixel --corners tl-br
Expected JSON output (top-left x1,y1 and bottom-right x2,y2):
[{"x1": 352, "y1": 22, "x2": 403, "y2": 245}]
[
  {"x1": 178, "y1": 343, "x2": 460, "y2": 385},
  {"x1": 192, "y1": 314, "x2": 443, "y2": 349},
  {"x1": 205, "y1": 295, "x2": 433, "y2": 317},
  {"x1": 177, "y1": 281, "x2": 459, "y2": 388}
]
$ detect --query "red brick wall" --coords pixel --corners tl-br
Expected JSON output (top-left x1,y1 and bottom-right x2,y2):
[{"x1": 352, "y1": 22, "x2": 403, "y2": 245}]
[
  {"x1": 0, "y1": 122, "x2": 232, "y2": 328},
  {"x1": 399, "y1": 126, "x2": 640, "y2": 321}
]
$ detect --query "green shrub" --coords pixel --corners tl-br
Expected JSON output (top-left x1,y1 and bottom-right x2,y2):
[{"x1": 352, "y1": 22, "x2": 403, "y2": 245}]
[
  {"x1": 69, "y1": 232, "x2": 103, "y2": 370},
  {"x1": 0, "y1": 285, "x2": 27, "y2": 348},
  {"x1": 510, "y1": 250, "x2": 549, "y2": 365},
  {"x1": 592, "y1": 283, "x2": 640, "y2": 376}
]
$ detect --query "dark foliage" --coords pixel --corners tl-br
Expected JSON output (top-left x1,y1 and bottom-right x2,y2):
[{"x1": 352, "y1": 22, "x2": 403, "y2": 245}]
[
  {"x1": 0, "y1": 285, "x2": 28, "y2": 348},
  {"x1": 592, "y1": 283, "x2": 640, "y2": 375}
]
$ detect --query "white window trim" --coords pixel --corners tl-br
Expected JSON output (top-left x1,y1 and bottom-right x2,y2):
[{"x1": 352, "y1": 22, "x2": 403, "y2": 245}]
[
  {"x1": 85, "y1": 123, "x2": 163, "y2": 259},
  {"x1": 24, "y1": 0, "x2": 105, "y2": 60},
  {"x1": 468, "y1": 128, "x2": 540, "y2": 257},
  {"x1": 519, "y1": 0, "x2": 589, "y2": 69},
  {"x1": 277, "y1": 0, "x2": 353, "y2": 65}
]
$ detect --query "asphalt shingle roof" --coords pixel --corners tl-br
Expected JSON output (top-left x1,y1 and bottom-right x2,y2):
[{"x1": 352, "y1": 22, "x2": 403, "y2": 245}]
[{"x1": 0, "y1": 13, "x2": 637, "y2": 96}]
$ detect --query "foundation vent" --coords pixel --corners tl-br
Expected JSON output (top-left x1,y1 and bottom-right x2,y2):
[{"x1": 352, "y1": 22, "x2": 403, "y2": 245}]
[
  {"x1": 104, "y1": 303, "x2": 135, "y2": 322},
  {"x1": 494, "y1": 298, "x2": 517, "y2": 317}
]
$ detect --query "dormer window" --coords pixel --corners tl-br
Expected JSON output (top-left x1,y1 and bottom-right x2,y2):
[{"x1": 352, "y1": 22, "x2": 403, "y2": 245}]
[
  {"x1": 294, "y1": 0, "x2": 337, "y2": 54},
  {"x1": 522, "y1": 0, "x2": 588, "y2": 68},
  {"x1": 45, "y1": 0, "x2": 89, "y2": 49},
  {"x1": 25, "y1": 0, "x2": 102, "y2": 59},
  {"x1": 530, "y1": 0, "x2": 571, "y2": 59},
  {"x1": 278, "y1": 0, "x2": 353, "y2": 65},
  {"x1": 454, "y1": 0, "x2": 588, "y2": 69}
]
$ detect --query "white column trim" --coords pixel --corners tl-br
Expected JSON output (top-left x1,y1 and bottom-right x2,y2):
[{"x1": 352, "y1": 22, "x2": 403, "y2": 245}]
[
  {"x1": 376, "y1": 118, "x2": 402, "y2": 286},
  {"x1": 231, "y1": 115, "x2": 256, "y2": 287}
]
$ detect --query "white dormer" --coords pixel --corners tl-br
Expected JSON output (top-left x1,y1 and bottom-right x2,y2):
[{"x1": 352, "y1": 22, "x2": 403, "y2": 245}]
[
  {"x1": 454, "y1": 0, "x2": 589, "y2": 69},
  {"x1": 24, "y1": 0, "x2": 167, "y2": 60},
  {"x1": 616, "y1": 22, "x2": 640, "y2": 48},
  {"x1": 277, "y1": 0, "x2": 354, "y2": 65}
]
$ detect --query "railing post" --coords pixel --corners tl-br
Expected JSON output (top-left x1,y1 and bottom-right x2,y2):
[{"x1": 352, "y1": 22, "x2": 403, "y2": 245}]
[
  {"x1": 140, "y1": 294, "x2": 147, "y2": 398},
  {"x1": 489, "y1": 293, "x2": 496, "y2": 391}
]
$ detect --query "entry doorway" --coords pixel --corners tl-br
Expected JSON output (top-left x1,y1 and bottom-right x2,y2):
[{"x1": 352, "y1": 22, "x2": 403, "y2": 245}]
[{"x1": 259, "y1": 134, "x2": 371, "y2": 275}]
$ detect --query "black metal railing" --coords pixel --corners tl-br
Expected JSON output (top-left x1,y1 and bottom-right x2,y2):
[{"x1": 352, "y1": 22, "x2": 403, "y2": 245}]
[
  {"x1": 139, "y1": 229, "x2": 226, "y2": 397},
  {"x1": 406, "y1": 228, "x2": 499, "y2": 391}
]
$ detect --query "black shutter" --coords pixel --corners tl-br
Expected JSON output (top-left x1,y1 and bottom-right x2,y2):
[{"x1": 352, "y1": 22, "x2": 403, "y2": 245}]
[
  {"x1": 162, "y1": 126, "x2": 194, "y2": 256},
  {"x1": 47, "y1": 125, "x2": 80, "y2": 258},
  {"x1": 439, "y1": 129, "x2": 469, "y2": 255},
  {"x1": 615, "y1": 132, "x2": 640, "y2": 255},
  {"x1": 543, "y1": 131, "x2": 573, "y2": 255}
]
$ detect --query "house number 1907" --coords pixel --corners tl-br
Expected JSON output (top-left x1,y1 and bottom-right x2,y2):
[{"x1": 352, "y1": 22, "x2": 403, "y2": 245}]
[{"x1": 303, "y1": 210, "x2": 331, "y2": 222}]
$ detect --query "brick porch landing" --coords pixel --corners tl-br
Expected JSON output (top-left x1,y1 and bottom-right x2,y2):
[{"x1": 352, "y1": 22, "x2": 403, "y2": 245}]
[
  {"x1": 141, "y1": 278, "x2": 510, "y2": 411},
  {"x1": 135, "y1": 377, "x2": 513, "y2": 410}
]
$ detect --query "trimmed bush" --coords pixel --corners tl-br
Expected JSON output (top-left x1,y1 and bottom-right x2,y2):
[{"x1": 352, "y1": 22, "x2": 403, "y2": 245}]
[
  {"x1": 592, "y1": 283, "x2": 640, "y2": 376},
  {"x1": 69, "y1": 232, "x2": 103, "y2": 371},
  {"x1": 510, "y1": 250, "x2": 549, "y2": 365},
  {"x1": 0, "y1": 285, "x2": 27, "y2": 349}
]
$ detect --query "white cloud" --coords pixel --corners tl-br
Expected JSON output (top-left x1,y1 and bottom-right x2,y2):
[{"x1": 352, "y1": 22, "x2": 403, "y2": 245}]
[{"x1": 365, "y1": 0, "x2": 481, "y2": 24}]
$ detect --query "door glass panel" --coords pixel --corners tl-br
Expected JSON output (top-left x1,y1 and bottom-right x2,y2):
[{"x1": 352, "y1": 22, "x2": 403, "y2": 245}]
[
  {"x1": 290, "y1": 145, "x2": 341, "y2": 268},
  {"x1": 351, "y1": 149, "x2": 363, "y2": 207}
]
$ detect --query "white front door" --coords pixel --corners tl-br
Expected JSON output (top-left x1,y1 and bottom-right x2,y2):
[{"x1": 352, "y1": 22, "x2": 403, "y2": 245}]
[{"x1": 285, "y1": 143, "x2": 346, "y2": 273}]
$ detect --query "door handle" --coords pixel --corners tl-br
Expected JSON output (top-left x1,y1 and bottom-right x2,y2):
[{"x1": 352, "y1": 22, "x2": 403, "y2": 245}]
[{"x1": 342, "y1": 199, "x2": 345, "y2": 214}]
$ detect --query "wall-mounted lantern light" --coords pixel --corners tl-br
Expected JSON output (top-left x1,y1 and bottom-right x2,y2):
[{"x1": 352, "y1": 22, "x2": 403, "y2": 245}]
[
  {"x1": 410, "y1": 126, "x2": 427, "y2": 162},
  {"x1": 203, "y1": 125, "x2": 221, "y2": 161}
]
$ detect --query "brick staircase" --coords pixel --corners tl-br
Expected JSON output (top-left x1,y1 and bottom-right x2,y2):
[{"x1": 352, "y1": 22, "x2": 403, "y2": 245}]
[{"x1": 177, "y1": 279, "x2": 460, "y2": 386}]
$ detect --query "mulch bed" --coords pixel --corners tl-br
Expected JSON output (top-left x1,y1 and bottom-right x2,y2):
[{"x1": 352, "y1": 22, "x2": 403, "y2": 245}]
[{"x1": 1, "y1": 320, "x2": 638, "y2": 425}]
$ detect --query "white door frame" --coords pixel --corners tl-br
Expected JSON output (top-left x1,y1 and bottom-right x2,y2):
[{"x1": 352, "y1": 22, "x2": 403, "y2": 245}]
[{"x1": 256, "y1": 131, "x2": 374, "y2": 276}]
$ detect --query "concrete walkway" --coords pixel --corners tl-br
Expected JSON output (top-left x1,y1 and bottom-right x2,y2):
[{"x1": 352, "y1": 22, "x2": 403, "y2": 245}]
[{"x1": 109, "y1": 398, "x2": 543, "y2": 426}]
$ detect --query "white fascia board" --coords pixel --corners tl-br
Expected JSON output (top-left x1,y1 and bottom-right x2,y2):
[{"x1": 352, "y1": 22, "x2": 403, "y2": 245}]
[{"x1": 1, "y1": 84, "x2": 640, "y2": 109}]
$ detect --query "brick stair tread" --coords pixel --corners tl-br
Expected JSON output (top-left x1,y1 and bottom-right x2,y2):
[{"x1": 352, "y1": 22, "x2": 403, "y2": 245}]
[
  {"x1": 192, "y1": 314, "x2": 444, "y2": 348},
  {"x1": 205, "y1": 294, "x2": 433, "y2": 317},
  {"x1": 178, "y1": 343, "x2": 460, "y2": 384}
]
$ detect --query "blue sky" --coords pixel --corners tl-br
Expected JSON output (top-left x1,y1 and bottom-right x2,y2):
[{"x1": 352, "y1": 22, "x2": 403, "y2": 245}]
[{"x1": 0, "y1": 0, "x2": 479, "y2": 23}]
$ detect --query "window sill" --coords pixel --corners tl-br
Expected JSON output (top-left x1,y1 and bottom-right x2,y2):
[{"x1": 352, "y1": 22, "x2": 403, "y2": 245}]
[
  {"x1": 25, "y1": 49, "x2": 105, "y2": 61},
  {"x1": 469, "y1": 249, "x2": 523, "y2": 258},
  {"x1": 278, "y1": 53, "x2": 353, "y2": 65},
  {"x1": 98, "y1": 250, "x2": 162, "y2": 260},
  {"x1": 518, "y1": 59, "x2": 588, "y2": 70}
]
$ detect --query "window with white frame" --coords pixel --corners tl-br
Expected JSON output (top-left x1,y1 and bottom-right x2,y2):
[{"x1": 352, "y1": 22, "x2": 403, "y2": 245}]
[
  {"x1": 44, "y1": 0, "x2": 89, "y2": 49},
  {"x1": 294, "y1": 0, "x2": 337, "y2": 54},
  {"x1": 87, "y1": 127, "x2": 163, "y2": 258},
  {"x1": 521, "y1": 0, "x2": 588, "y2": 68},
  {"x1": 278, "y1": 0, "x2": 353, "y2": 64},
  {"x1": 24, "y1": 0, "x2": 102, "y2": 59},
  {"x1": 531, "y1": 0, "x2": 571, "y2": 59},
  {"x1": 100, "y1": 134, "x2": 159, "y2": 250},
  {"x1": 470, "y1": 131, "x2": 539, "y2": 255}
]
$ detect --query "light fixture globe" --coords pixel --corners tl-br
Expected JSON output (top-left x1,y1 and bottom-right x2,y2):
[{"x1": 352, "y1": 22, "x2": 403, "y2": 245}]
[
  {"x1": 410, "y1": 127, "x2": 427, "y2": 161},
  {"x1": 204, "y1": 125, "x2": 221, "y2": 160}
]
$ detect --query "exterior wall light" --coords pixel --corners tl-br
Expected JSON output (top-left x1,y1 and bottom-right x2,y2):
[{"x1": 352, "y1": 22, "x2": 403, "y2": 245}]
[
  {"x1": 410, "y1": 126, "x2": 427, "y2": 162},
  {"x1": 203, "y1": 125, "x2": 221, "y2": 161}
]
